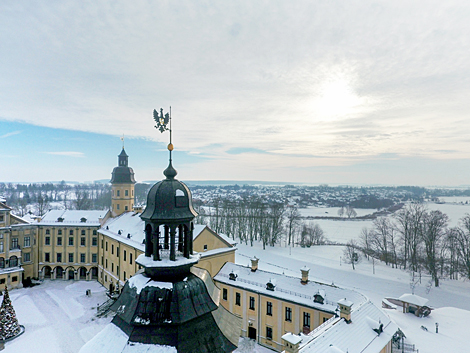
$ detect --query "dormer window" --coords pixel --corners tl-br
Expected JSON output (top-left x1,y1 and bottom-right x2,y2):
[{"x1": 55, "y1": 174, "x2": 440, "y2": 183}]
[
  {"x1": 175, "y1": 189, "x2": 188, "y2": 208},
  {"x1": 229, "y1": 272, "x2": 237, "y2": 281},
  {"x1": 314, "y1": 294, "x2": 324, "y2": 304},
  {"x1": 57, "y1": 217, "x2": 64, "y2": 222},
  {"x1": 266, "y1": 280, "x2": 275, "y2": 291},
  {"x1": 80, "y1": 217, "x2": 87, "y2": 223}
]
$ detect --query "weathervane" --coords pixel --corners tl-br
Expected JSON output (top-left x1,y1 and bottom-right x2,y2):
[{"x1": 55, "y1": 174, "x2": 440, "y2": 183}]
[
  {"x1": 153, "y1": 107, "x2": 173, "y2": 159},
  {"x1": 121, "y1": 134, "x2": 125, "y2": 149}
]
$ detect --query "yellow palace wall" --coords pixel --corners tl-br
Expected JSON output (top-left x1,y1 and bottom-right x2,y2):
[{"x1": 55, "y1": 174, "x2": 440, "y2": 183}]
[{"x1": 216, "y1": 281, "x2": 334, "y2": 352}]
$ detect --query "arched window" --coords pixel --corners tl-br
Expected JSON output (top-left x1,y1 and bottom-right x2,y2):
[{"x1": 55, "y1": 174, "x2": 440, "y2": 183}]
[{"x1": 9, "y1": 256, "x2": 18, "y2": 267}]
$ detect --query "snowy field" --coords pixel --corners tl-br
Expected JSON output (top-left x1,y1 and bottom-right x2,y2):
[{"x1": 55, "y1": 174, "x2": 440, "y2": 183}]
[
  {"x1": 298, "y1": 206, "x2": 377, "y2": 218},
  {"x1": 235, "y1": 242, "x2": 470, "y2": 353},
  {"x1": 296, "y1": 201, "x2": 470, "y2": 244}
]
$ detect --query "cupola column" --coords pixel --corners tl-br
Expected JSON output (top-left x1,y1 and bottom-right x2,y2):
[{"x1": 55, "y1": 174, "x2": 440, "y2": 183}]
[
  {"x1": 184, "y1": 227, "x2": 190, "y2": 258},
  {"x1": 153, "y1": 228, "x2": 160, "y2": 261},
  {"x1": 170, "y1": 226, "x2": 176, "y2": 261},
  {"x1": 164, "y1": 226, "x2": 169, "y2": 249}
]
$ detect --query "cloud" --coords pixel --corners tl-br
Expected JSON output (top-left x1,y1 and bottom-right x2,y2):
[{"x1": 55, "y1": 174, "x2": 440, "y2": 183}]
[
  {"x1": 44, "y1": 152, "x2": 85, "y2": 158},
  {"x1": 0, "y1": 130, "x2": 22, "y2": 139}
]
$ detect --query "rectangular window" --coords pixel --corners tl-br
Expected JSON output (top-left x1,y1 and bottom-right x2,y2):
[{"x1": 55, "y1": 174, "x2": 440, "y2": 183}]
[
  {"x1": 117, "y1": 204, "x2": 120, "y2": 210},
  {"x1": 12, "y1": 238, "x2": 19, "y2": 249},
  {"x1": 93, "y1": 230, "x2": 97, "y2": 235},
  {"x1": 24, "y1": 236, "x2": 31, "y2": 247},
  {"x1": 106, "y1": 242, "x2": 108, "y2": 251},
  {"x1": 111, "y1": 244, "x2": 114, "y2": 254},
  {"x1": 69, "y1": 253, "x2": 74, "y2": 262},
  {"x1": 124, "y1": 250, "x2": 127, "y2": 261},
  {"x1": 81, "y1": 230, "x2": 85, "y2": 236},
  {"x1": 101, "y1": 256, "x2": 104, "y2": 265},
  {"x1": 69, "y1": 230, "x2": 73, "y2": 235},
  {"x1": 45, "y1": 252, "x2": 50, "y2": 262},
  {"x1": 285, "y1": 307, "x2": 292, "y2": 322},
  {"x1": 45, "y1": 229, "x2": 50, "y2": 235},
  {"x1": 117, "y1": 266, "x2": 119, "y2": 276},
  {"x1": 117, "y1": 190, "x2": 120, "y2": 197},
  {"x1": 125, "y1": 206, "x2": 128, "y2": 211},
  {"x1": 106, "y1": 259, "x2": 108, "y2": 268},
  {"x1": 125, "y1": 190, "x2": 128, "y2": 196},
  {"x1": 81, "y1": 237, "x2": 85, "y2": 246},
  {"x1": 267, "y1": 301, "x2": 273, "y2": 316},
  {"x1": 130, "y1": 253, "x2": 133, "y2": 265},
  {"x1": 266, "y1": 327, "x2": 273, "y2": 340},
  {"x1": 12, "y1": 276, "x2": 17, "y2": 282},
  {"x1": 57, "y1": 253, "x2": 62, "y2": 262},
  {"x1": 112, "y1": 263, "x2": 114, "y2": 272},
  {"x1": 124, "y1": 271, "x2": 126, "y2": 281},
  {"x1": 58, "y1": 229, "x2": 62, "y2": 235},
  {"x1": 0, "y1": 278, "x2": 5, "y2": 284},
  {"x1": 303, "y1": 312, "x2": 311, "y2": 328},
  {"x1": 24, "y1": 252, "x2": 30, "y2": 262},
  {"x1": 45, "y1": 236, "x2": 50, "y2": 245},
  {"x1": 323, "y1": 317, "x2": 328, "y2": 323},
  {"x1": 0, "y1": 241, "x2": 3, "y2": 253},
  {"x1": 222, "y1": 288, "x2": 228, "y2": 300},
  {"x1": 57, "y1": 237, "x2": 62, "y2": 246},
  {"x1": 69, "y1": 237, "x2": 74, "y2": 246},
  {"x1": 92, "y1": 237, "x2": 97, "y2": 246},
  {"x1": 0, "y1": 215, "x2": 3, "y2": 222},
  {"x1": 101, "y1": 239, "x2": 104, "y2": 248},
  {"x1": 80, "y1": 253, "x2": 85, "y2": 263},
  {"x1": 117, "y1": 247, "x2": 119, "y2": 257},
  {"x1": 249, "y1": 296, "x2": 255, "y2": 310},
  {"x1": 92, "y1": 254, "x2": 97, "y2": 263},
  {"x1": 235, "y1": 292, "x2": 241, "y2": 306}
]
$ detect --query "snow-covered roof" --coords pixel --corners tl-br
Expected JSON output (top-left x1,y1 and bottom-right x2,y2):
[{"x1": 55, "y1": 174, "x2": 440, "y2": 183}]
[
  {"x1": 299, "y1": 301, "x2": 399, "y2": 353},
  {"x1": 40, "y1": 210, "x2": 105, "y2": 226},
  {"x1": 79, "y1": 323, "x2": 176, "y2": 353},
  {"x1": 100, "y1": 214, "x2": 231, "y2": 253},
  {"x1": 214, "y1": 263, "x2": 367, "y2": 313},
  {"x1": 128, "y1": 272, "x2": 173, "y2": 294},
  {"x1": 282, "y1": 332, "x2": 302, "y2": 345},
  {"x1": 193, "y1": 224, "x2": 237, "y2": 246},
  {"x1": 398, "y1": 293, "x2": 429, "y2": 307},
  {"x1": 99, "y1": 212, "x2": 147, "y2": 251}
]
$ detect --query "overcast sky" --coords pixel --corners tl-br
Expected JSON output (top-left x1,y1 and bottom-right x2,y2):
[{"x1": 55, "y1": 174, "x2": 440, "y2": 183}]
[{"x1": 1, "y1": 1, "x2": 470, "y2": 186}]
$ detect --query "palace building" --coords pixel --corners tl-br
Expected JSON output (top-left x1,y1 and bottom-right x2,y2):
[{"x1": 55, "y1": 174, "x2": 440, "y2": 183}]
[{"x1": 1, "y1": 145, "x2": 398, "y2": 353}]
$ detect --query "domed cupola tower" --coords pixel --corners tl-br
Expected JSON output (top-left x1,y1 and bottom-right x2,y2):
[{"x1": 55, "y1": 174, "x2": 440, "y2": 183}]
[
  {"x1": 104, "y1": 109, "x2": 241, "y2": 352},
  {"x1": 110, "y1": 146, "x2": 136, "y2": 217},
  {"x1": 139, "y1": 160, "x2": 199, "y2": 278}
]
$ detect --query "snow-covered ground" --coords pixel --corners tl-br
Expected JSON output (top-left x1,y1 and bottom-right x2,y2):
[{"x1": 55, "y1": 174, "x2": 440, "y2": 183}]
[
  {"x1": 299, "y1": 206, "x2": 377, "y2": 218},
  {"x1": 6, "y1": 281, "x2": 111, "y2": 353},
  {"x1": 235, "y1": 242, "x2": 470, "y2": 352},
  {"x1": 4, "y1": 237, "x2": 470, "y2": 352}
]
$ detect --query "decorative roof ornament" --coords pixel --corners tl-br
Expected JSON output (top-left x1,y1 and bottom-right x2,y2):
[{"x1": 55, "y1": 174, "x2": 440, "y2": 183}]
[{"x1": 153, "y1": 107, "x2": 176, "y2": 179}]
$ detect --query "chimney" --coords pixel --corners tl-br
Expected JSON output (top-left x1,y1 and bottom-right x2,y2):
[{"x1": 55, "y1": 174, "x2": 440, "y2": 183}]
[
  {"x1": 282, "y1": 333, "x2": 302, "y2": 353},
  {"x1": 337, "y1": 298, "x2": 353, "y2": 323},
  {"x1": 300, "y1": 266, "x2": 310, "y2": 284},
  {"x1": 251, "y1": 257, "x2": 259, "y2": 272}
]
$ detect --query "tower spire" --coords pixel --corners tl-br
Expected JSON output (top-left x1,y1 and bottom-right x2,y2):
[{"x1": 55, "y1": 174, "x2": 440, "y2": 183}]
[{"x1": 121, "y1": 134, "x2": 125, "y2": 149}]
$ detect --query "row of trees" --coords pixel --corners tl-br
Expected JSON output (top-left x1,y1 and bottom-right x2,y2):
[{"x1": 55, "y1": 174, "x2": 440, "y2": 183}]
[
  {"x1": 195, "y1": 197, "x2": 327, "y2": 249},
  {"x1": 354, "y1": 203, "x2": 470, "y2": 287},
  {"x1": 1, "y1": 182, "x2": 112, "y2": 216}
]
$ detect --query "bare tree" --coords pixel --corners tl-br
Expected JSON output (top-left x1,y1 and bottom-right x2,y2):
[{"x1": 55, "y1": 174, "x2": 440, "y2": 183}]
[
  {"x1": 337, "y1": 206, "x2": 345, "y2": 218},
  {"x1": 74, "y1": 186, "x2": 93, "y2": 210},
  {"x1": 421, "y1": 210, "x2": 448, "y2": 287},
  {"x1": 286, "y1": 206, "x2": 301, "y2": 246},
  {"x1": 36, "y1": 191, "x2": 50, "y2": 216},
  {"x1": 455, "y1": 214, "x2": 470, "y2": 279},
  {"x1": 345, "y1": 205, "x2": 357, "y2": 219},
  {"x1": 359, "y1": 227, "x2": 373, "y2": 260},
  {"x1": 395, "y1": 202, "x2": 427, "y2": 271},
  {"x1": 343, "y1": 239, "x2": 360, "y2": 270}
]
